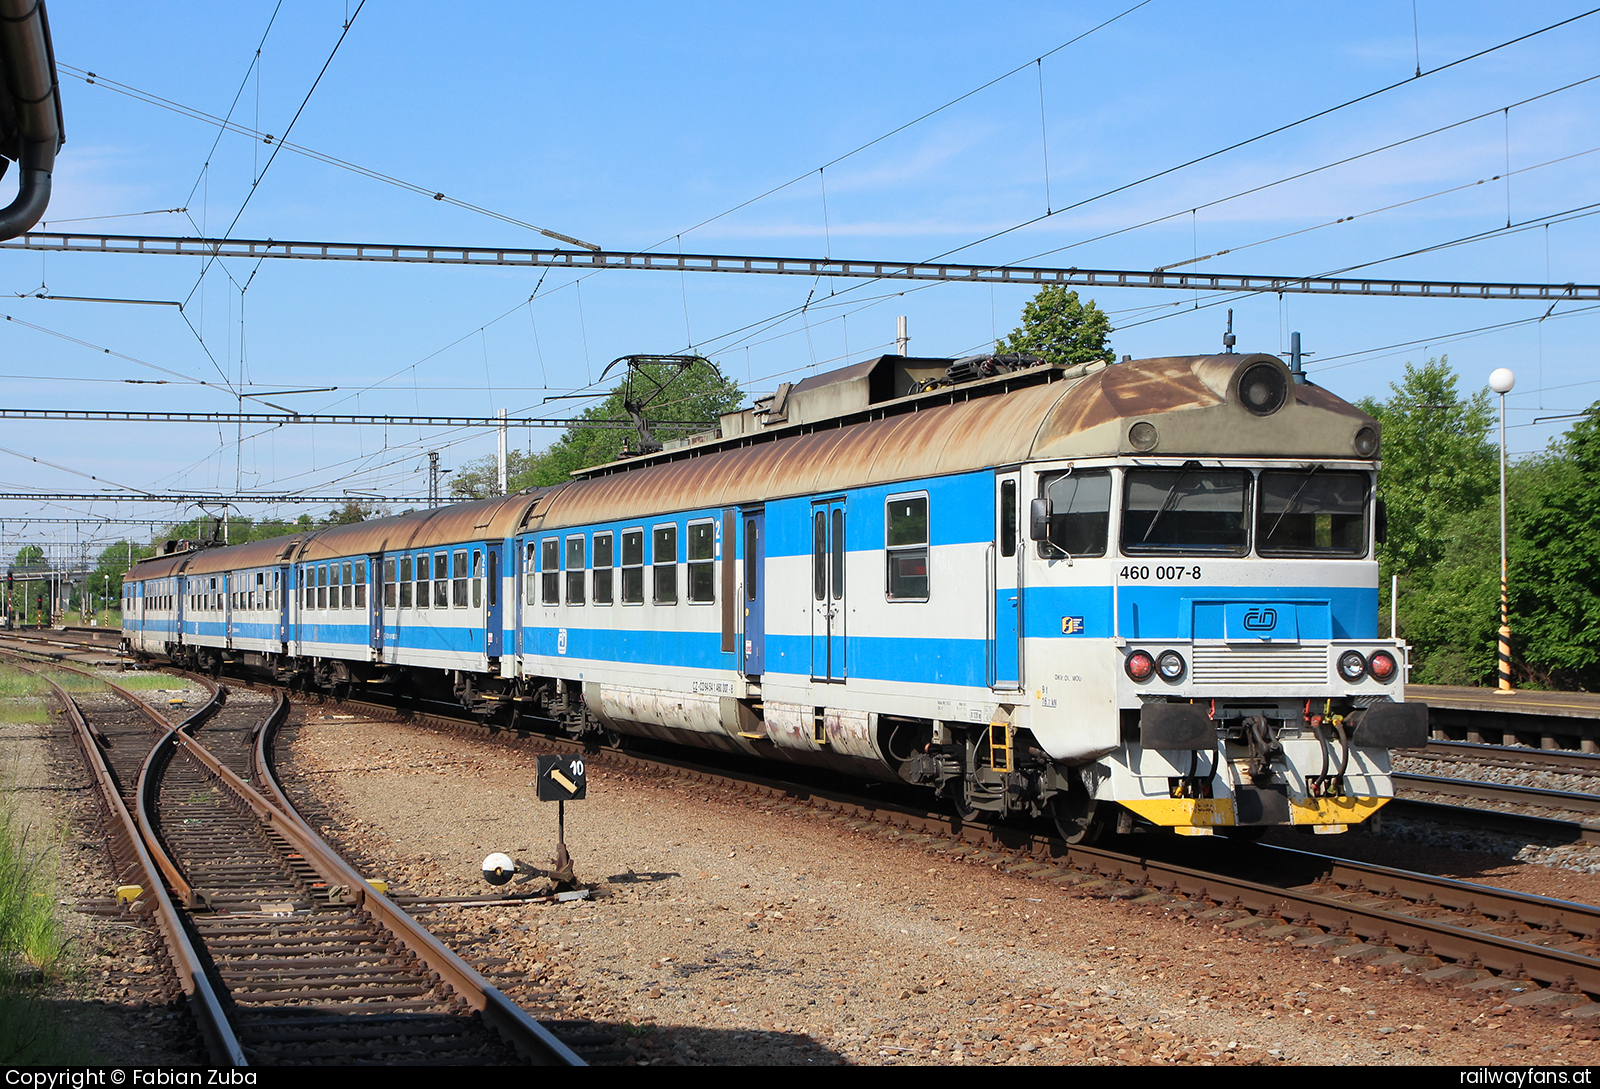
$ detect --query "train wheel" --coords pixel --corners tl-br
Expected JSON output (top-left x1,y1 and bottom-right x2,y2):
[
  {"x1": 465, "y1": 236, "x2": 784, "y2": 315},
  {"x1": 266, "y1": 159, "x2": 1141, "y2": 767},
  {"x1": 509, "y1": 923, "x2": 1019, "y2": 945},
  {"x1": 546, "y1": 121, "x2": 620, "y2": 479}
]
[
  {"x1": 1049, "y1": 777, "x2": 1103, "y2": 845},
  {"x1": 950, "y1": 779, "x2": 983, "y2": 823}
]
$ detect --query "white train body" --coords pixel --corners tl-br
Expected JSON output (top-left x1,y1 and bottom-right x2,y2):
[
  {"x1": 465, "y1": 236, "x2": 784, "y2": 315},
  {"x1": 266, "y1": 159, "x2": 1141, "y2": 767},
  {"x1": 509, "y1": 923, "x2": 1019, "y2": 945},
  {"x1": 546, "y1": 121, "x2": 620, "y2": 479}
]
[{"x1": 123, "y1": 352, "x2": 1427, "y2": 839}]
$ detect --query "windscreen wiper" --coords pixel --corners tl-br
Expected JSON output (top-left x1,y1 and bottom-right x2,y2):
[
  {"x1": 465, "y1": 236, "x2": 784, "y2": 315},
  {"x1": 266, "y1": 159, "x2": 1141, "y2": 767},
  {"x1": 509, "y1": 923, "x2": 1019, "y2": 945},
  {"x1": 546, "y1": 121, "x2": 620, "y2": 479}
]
[
  {"x1": 1265, "y1": 464, "x2": 1320, "y2": 542},
  {"x1": 1141, "y1": 461, "x2": 1198, "y2": 543}
]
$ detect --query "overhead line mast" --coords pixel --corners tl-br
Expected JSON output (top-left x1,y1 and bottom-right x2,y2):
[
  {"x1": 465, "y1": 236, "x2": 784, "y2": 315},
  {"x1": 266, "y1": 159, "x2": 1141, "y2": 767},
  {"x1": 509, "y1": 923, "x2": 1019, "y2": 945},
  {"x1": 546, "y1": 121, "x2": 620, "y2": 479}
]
[{"x1": 2, "y1": 232, "x2": 1593, "y2": 301}]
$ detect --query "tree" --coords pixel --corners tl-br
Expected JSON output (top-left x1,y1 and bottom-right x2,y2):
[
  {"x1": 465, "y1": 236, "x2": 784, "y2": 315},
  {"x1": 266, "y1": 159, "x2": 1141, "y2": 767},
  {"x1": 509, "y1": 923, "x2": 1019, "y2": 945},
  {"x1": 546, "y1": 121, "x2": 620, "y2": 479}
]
[
  {"x1": 321, "y1": 502, "x2": 384, "y2": 525},
  {"x1": 1353, "y1": 358, "x2": 1500, "y2": 684},
  {"x1": 86, "y1": 540, "x2": 156, "y2": 612},
  {"x1": 994, "y1": 286, "x2": 1114, "y2": 367},
  {"x1": 1505, "y1": 404, "x2": 1600, "y2": 688},
  {"x1": 449, "y1": 449, "x2": 549, "y2": 500},
  {"x1": 529, "y1": 359, "x2": 743, "y2": 486},
  {"x1": 1356, "y1": 357, "x2": 1497, "y2": 576}
]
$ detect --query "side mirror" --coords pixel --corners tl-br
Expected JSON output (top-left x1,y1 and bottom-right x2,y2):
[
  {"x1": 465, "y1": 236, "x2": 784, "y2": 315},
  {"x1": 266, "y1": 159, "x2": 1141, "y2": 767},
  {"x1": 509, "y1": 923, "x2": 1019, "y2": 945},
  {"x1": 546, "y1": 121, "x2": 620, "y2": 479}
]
[
  {"x1": 1375, "y1": 498, "x2": 1387, "y2": 545},
  {"x1": 1029, "y1": 498, "x2": 1051, "y2": 542}
]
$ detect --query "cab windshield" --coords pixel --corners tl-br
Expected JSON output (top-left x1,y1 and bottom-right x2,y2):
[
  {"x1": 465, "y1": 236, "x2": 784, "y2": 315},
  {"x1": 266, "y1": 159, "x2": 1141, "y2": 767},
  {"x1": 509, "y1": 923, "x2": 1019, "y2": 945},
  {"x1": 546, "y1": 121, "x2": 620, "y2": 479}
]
[
  {"x1": 1120, "y1": 468, "x2": 1250, "y2": 555},
  {"x1": 1256, "y1": 469, "x2": 1369, "y2": 556}
]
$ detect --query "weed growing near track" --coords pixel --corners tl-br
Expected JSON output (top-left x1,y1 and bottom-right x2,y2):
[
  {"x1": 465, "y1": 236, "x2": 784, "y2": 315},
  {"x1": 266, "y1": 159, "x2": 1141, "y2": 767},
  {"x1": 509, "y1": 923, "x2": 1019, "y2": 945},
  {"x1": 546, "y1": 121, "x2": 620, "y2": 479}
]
[
  {"x1": 0, "y1": 753, "x2": 84, "y2": 1063},
  {"x1": 106, "y1": 673, "x2": 190, "y2": 692}
]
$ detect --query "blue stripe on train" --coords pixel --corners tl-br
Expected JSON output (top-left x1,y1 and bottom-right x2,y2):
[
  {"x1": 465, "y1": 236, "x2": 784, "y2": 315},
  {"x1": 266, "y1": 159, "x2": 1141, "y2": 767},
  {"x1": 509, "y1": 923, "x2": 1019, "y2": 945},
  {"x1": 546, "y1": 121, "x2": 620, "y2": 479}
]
[{"x1": 1021, "y1": 585, "x2": 1376, "y2": 640}]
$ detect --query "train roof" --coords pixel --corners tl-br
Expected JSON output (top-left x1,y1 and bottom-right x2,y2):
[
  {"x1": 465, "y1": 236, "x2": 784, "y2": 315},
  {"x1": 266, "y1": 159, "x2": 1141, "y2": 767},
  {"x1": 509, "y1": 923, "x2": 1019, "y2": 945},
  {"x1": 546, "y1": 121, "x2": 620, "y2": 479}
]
[
  {"x1": 524, "y1": 352, "x2": 1376, "y2": 530},
  {"x1": 128, "y1": 491, "x2": 555, "y2": 579},
  {"x1": 125, "y1": 351, "x2": 1377, "y2": 575}
]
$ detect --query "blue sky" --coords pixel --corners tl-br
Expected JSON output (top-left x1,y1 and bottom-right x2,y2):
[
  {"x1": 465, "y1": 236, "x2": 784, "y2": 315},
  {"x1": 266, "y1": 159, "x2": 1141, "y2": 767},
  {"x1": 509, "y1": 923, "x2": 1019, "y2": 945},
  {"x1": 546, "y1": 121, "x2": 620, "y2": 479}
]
[{"x1": 4, "y1": 1, "x2": 1598, "y2": 551}]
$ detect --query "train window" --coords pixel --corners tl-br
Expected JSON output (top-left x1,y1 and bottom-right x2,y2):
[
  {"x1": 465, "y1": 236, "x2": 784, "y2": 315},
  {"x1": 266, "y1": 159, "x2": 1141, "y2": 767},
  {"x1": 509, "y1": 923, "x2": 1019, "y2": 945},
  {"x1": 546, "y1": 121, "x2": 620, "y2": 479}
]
[
  {"x1": 1121, "y1": 468, "x2": 1250, "y2": 555},
  {"x1": 385, "y1": 559, "x2": 397, "y2": 608},
  {"x1": 831, "y1": 508, "x2": 845, "y2": 602},
  {"x1": 524, "y1": 544, "x2": 537, "y2": 606},
  {"x1": 318, "y1": 567, "x2": 328, "y2": 610},
  {"x1": 886, "y1": 495, "x2": 929, "y2": 601},
  {"x1": 472, "y1": 550, "x2": 483, "y2": 609},
  {"x1": 653, "y1": 525, "x2": 678, "y2": 605},
  {"x1": 1000, "y1": 479, "x2": 1018, "y2": 558},
  {"x1": 621, "y1": 530, "x2": 644, "y2": 604},
  {"x1": 417, "y1": 553, "x2": 430, "y2": 610},
  {"x1": 331, "y1": 563, "x2": 342, "y2": 610},
  {"x1": 1256, "y1": 469, "x2": 1369, "y2": 557},
  {"x1": 355, "y1": 561, "x2": 367, "y2": 609},
  {"x1": 487, "y1": 549, "x2": 498, "y2": 607},
  {"x1": 566, "y1": 537, "x2": 585, "y2": 606},
  {"x1": 305, "y1": 568, "x2": 314, "y2": 610},
  {"x1": 541, "y1": 539, "x2": 560, "y2": 606},
  {"x1": 688, "y1": 522, "x2": 714, "y2": 604},
  {"x1": 812, "y1": 511, "x2": 827, "y2": 601},
  {"x1": 343, "y1": 562, "x2": 355, "y2": 609},
  {"x1": 746, "y1": 520, "x2": 758, "y2": 601},
  {"x1": 434, "y1": 553, "x2": 450, "y2": 608},
  {"x1": 452, "y1": 550, "x2": 469, "y2": 607},
  {"x1": 1039, "y1": 470, "x2": 1111, "y2": 558},
  {"x1": 399, "y1": 556, "x2": 413, "y2": 608},
  {"x1": 593, "y1": 533, "x2": 613, "y2": 605}
]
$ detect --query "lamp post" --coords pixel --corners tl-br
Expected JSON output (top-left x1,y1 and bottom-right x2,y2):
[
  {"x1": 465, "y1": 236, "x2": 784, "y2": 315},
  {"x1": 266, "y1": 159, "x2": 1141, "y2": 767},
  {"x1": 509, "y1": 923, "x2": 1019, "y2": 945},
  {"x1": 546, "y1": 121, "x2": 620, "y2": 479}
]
[{"x1": 1489, "y1": 367, "x2": 1516, "y2": 693}]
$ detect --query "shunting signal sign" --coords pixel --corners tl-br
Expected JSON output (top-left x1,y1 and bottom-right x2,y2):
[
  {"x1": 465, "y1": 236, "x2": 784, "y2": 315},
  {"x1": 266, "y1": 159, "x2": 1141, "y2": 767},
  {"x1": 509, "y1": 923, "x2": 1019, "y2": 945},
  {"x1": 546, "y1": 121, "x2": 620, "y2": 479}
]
[{"x1": 536, "y1": 753, "x2": 587, "y2": 802}]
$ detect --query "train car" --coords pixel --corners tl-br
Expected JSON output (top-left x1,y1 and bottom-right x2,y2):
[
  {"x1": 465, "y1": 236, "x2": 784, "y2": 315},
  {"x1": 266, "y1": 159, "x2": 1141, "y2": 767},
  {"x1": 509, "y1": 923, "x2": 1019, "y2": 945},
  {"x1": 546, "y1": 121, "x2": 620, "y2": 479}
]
[{"x1": 123, "y1": 350, "x2": 1428, "y2": 842}]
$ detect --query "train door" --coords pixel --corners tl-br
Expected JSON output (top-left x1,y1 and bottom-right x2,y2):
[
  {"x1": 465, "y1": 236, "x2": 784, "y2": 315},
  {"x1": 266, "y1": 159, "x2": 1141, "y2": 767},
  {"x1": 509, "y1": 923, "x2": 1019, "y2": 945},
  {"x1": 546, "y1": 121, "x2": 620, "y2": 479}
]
[
  {"x1": 990, "y1": 470, "x2": 1022, "y2": 690},
  {"x1": 810, "y1": 498, "x2": 846, "y2": 682},
  {"x1": 224, "y1": 574, "x2": 234, "y2": 650},
  {"x1": 368, "y1": 553, "x2": 383, "y2": 660},
  {"x1": 484, "y1": 543, "x2": 503, "y2": 658},
  {"x1": 277, "y1": 566, "x2": 290, "y2": 645},
  {"x1": 741, "y1": 508, "x2": 765, "y2": 675}
]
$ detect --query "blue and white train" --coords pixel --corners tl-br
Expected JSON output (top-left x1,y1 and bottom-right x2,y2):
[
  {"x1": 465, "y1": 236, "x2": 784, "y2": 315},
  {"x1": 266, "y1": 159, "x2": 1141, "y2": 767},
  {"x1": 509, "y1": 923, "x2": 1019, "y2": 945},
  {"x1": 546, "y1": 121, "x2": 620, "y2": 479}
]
[{"x1": 123, "y1": 350, "x2": 1428, "y2": 842}]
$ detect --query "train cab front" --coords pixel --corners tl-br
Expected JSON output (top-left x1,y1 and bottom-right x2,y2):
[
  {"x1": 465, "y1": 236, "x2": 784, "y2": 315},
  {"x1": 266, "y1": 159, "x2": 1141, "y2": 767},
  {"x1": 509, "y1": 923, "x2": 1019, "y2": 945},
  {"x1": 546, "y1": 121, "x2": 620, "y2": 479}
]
[
  {"x1": 1107, "y1": 640, "x2": 1430, "y2": 837},
  {"x1": 1020, "y1": 351, "x2": 1430, "y2": 841}
]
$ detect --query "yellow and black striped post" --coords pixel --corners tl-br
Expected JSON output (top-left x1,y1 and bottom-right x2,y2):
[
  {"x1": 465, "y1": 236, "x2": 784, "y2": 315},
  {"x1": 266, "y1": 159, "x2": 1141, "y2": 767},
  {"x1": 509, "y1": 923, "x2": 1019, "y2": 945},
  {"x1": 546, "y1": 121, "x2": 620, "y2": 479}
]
[
  {"x1": 1497, "y1": 563, "x2": 1513, "y2": 693},
  {"x1": 1490, "y1": 367, "x2": 1516, "y2": 694}
]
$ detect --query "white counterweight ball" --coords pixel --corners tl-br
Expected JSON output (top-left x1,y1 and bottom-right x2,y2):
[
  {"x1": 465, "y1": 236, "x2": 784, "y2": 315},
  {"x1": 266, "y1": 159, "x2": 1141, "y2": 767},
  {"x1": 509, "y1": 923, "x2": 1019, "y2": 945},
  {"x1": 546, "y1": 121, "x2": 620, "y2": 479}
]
[{"x1": 481, "y1": 852, "x2": 517, "y2": 886}]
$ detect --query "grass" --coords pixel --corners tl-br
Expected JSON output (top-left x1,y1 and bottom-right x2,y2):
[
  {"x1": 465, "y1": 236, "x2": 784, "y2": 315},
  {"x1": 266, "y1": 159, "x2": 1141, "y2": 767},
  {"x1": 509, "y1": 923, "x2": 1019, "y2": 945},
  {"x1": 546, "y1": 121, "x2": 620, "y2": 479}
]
[
  {"x1": 0, "y1": 670, "x2": 49, "y2": 699},
  {"x1": 107, "y1": 673, "x2": 187, "y2": 692},
  {"x1": 0, "y1": 668, "x2": 50, "y2": 726},
  {"x1": 0, "y1": 756, "x2": 84, "y2": 1064}
]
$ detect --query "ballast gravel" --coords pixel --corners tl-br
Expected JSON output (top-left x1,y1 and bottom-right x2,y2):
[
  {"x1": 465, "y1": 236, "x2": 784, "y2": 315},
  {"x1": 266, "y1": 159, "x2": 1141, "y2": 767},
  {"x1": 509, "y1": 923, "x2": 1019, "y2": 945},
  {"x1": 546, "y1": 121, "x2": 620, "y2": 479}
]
[{"x1": 284, "y1": 707, "x2": 1600, "y2": 1067}]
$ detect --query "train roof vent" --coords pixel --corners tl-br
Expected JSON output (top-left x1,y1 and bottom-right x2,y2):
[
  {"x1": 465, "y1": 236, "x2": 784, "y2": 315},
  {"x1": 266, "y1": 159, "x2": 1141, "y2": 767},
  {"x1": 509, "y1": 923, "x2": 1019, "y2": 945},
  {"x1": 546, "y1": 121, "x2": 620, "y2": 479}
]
[{"x1": 752, "y1": 353, "x2": 974, "y2": 428}]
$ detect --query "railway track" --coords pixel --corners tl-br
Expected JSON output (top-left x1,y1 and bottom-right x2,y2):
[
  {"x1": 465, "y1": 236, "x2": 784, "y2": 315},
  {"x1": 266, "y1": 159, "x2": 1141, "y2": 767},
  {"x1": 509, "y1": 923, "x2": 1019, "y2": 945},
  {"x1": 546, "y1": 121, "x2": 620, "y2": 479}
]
[
  {"x1": 1422, "y1": 740, "x2": 1600, "y2": 777},
  {"x1": 290, "y1": 686, "x2": 1600, "y2": 1017},
  {"x1": 13, "y1": 655, "x2": 587, "y2": 1066},
  {"x1": 22, "y1": 629, "x2": 1600, "y2": 1022}
]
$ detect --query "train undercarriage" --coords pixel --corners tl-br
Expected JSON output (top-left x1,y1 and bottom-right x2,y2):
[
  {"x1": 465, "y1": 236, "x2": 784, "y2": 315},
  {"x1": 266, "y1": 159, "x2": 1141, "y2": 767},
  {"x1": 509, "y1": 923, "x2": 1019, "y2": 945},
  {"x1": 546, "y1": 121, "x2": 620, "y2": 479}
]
[{"x1": 136, "y1": 638, "x2": 1409, "y2": 845}]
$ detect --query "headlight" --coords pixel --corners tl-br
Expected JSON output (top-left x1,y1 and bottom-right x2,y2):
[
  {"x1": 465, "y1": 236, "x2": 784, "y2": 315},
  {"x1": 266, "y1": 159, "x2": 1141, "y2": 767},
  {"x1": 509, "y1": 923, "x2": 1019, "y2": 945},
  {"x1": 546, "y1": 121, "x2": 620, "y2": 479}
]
[
  {"x1": 1156, "y1": 650, "x2": 1186, "y2": 681},
  {"x1": 1238, "y1": 362, "x2": 1288, "y2": 416},
  {"x1": 1353, "y1": 425, "x2": 1380, "y2": 457},
  {"x1": 1337, "y1": 650, "x2": 1368, "y2": 682},
  {"x1": 1125, "y1": 650, "x2": 1156, "y2": 681},
  {"x1": 1368, "y1": 650, "x2": 1398, "y2": 682}
]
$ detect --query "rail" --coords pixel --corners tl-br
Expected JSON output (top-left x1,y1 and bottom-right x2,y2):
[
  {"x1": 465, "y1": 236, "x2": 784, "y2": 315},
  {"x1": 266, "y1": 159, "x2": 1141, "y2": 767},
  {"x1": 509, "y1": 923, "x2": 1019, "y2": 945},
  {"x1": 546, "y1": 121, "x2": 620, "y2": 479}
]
[{"x1": 18, "y1": 662, "x2": 245, "y2": 1064}]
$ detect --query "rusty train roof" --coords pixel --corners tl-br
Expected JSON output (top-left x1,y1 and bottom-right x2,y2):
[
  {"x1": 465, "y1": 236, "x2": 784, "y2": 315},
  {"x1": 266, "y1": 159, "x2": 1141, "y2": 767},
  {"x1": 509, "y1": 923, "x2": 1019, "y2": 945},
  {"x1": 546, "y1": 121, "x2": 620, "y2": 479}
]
[
  {"x1": 129, "y1": 492, "x2": 554, "y2": 578},
  {"x1": 126, "y1": 353, "x2": 1378, "y2": 574},
  {"x1": 528, "y1": 353, "x2": 1377, "y2": 531}
]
